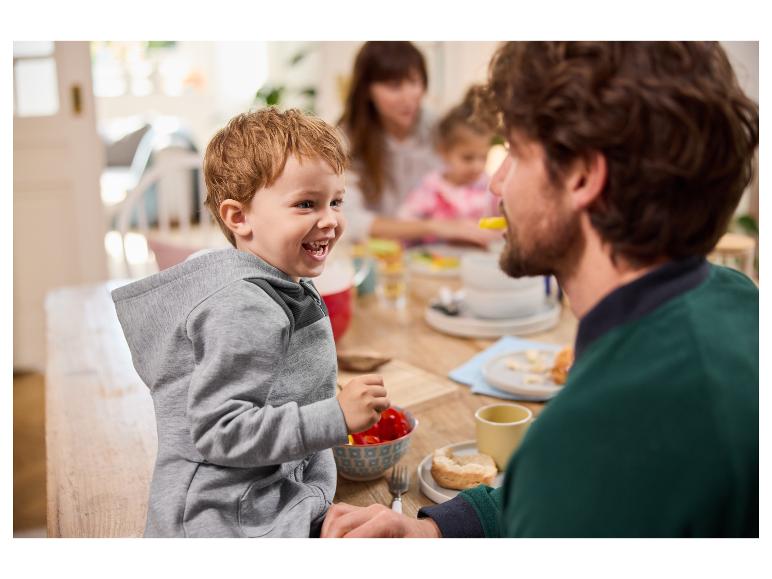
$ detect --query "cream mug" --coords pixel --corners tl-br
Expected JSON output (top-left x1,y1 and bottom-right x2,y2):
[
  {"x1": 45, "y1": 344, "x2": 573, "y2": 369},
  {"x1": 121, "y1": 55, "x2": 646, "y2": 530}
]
[{"x1": 475, "y1": 403, "x2": 534, "y2": 470}]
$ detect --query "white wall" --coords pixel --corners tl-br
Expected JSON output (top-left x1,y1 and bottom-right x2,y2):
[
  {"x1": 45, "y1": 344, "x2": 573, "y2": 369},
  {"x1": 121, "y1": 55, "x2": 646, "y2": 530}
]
[
  {"x1": 315, "y1": 41, "x2": 501, "y2": 124},
  {"x1": 721, "y1": 41, "x2": 759, "y2": 218},
  {"x1": 94, "y1": 42, "x2": 268, "y2": 150},
  {"x1": 722, "y1": 41, "x2": 759, "y2": 103},
  {"x1": 434, "y1": 41, "x2": 500, "y2": 109},
  {"x1": 315, "y1": 42, "x2": 361, "y2": 124}
]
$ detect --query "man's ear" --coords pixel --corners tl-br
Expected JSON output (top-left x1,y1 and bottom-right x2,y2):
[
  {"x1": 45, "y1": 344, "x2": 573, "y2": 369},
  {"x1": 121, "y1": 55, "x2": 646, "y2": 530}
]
[
  {"x1": 219, "y1": 199, "x2": 252, "y2": 239},
  {"x1": 566, "y1": 151, "x2": 607, "y2": 210}
]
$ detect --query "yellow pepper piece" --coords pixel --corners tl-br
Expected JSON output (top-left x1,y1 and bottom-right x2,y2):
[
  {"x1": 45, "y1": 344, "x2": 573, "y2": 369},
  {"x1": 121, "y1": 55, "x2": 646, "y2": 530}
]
[
  {"x1": 478, "y1": 216, "x2": 507, "y2": 230},
  {"x1": 431, "y1": 256, "x2": 460, "y2": 269},
  {"x1": 347, "y1": 435, "x2": 354, "y2": 445}
]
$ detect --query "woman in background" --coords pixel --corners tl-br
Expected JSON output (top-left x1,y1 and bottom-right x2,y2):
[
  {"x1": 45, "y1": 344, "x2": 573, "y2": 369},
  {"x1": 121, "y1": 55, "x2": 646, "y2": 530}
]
[{"x1": 339, "y1": 41, "x2": 497, "y2": 247}]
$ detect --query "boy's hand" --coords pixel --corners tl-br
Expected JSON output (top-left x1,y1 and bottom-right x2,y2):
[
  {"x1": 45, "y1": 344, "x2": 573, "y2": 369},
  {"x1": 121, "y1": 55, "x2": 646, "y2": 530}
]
[{"x1": 337, "y1": 374, "x2": 389, "y2": 433}]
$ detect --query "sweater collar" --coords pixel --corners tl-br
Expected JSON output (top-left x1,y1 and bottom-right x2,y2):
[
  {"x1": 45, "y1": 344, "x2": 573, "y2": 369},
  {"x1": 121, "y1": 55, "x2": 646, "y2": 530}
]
[{"x1": 574, "y1": 256, "x2": 710, "y2": 361}]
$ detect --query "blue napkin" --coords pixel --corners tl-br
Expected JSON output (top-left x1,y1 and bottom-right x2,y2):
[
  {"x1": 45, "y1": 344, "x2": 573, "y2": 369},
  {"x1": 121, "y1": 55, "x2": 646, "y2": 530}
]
[{"x1": 449, "y1": 336, "x2": 563, "y2": 401}]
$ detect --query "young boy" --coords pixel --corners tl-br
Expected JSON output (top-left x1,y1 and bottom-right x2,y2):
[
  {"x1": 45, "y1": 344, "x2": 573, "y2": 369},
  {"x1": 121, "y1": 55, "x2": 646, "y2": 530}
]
[{"x1": 112, "y1": 108, "x2": 389, "y2": 538}]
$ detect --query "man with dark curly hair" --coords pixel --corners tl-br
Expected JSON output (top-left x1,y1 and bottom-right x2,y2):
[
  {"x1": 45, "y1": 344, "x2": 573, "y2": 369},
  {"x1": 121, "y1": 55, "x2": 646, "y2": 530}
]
[{"x1": 322, "y1": 41, "x2": 759, "y2": 538}]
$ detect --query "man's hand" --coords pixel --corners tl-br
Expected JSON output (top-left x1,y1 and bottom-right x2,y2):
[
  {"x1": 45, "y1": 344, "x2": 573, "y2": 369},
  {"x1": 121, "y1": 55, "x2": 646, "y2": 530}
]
[
  {"x1": 321, "y1": 502, "x2": 442, "y2": 538},
  {"x1": 337, "y1": 374, "x2": 389, "y2": 433}
]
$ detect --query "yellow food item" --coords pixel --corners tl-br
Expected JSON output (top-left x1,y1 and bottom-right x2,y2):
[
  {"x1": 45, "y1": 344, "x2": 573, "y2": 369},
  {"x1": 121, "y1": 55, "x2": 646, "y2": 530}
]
[
  {"x1": 367, "y1": 238, "x2": 402, "y2": 258},
  {"x1": 478, "y1": 216, "x2": 507, "y2": 230},
  {"x1": 430, "y1": 255, "x2": 460, "y2": 270},
  {"x1": 550, "y1": 346, "x2": 574, "y2": 385},
  {"x1": 411, "y1": 250, "x2": 459, "y2": 270}
]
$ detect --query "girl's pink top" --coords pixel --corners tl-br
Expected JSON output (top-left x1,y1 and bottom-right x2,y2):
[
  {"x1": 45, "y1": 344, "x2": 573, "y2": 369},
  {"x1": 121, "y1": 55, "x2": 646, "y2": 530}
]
[{"x1": 397, "y1": 171, "x2": 495, "y2": 221}]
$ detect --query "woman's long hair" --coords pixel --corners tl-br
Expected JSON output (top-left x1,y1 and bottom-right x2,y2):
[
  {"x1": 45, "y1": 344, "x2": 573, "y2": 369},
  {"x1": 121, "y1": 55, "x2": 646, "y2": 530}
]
[{"x1": 339, "y1": 41, "x2": 428, "y2": 205}]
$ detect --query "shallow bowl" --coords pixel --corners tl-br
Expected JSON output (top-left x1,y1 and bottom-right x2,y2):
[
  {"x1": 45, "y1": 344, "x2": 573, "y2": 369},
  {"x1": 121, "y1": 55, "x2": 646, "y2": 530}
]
[{"x1": 332, "y1": 407, "x2": 418, "y2": 481}]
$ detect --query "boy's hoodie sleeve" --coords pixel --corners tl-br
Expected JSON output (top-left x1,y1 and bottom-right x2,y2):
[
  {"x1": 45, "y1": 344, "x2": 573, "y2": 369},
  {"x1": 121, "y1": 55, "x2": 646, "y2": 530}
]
[{"x1": 185, "y1": 281, "x2": 348, "y2": 468}]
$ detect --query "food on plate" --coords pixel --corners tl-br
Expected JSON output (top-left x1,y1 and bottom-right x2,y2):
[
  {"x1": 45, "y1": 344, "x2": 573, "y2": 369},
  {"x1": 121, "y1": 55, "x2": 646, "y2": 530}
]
[
  {"x1": 550, "y1": 345, "x2": 574, "y2": 385},
  {"x1": 505, "y1": 358, "x2": 522, "y2": 371},
  {"x1": 524, "y1": 349, "x2": 540, "y2": 362},
  {"x1": 501, "y1": 347, "x2": 572, "y2": 386},
  {"x1": 478, "y1": 216, "x2": 507, "y2": 230},
  {"x1": 366, "y1": 238, "x2": 402, "y2": 259},
  {"x1": 523, "y1": 373, "x2": 545, "y2": 385},
  {"x1": 431, "y1": 447, "x2": 497, "y2": 490},
  {"x1": 411, "y1": 249, "x2": 460, "y2": 271},
  {"x1": 529, "y1": 359, "x2": 547, "y2": 373},
  {"x1": 349, "y1": 407, "x2": 411, "y2": 445},
  {"x1": 505, "y1": 351, "x2": 546, "y2": 374}
]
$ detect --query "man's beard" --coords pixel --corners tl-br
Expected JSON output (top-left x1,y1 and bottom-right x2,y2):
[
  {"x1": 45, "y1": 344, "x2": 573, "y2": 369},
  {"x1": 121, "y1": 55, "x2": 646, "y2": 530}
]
[{"x1": 498, "y1": 210, "x2": 583, "y2": 279}]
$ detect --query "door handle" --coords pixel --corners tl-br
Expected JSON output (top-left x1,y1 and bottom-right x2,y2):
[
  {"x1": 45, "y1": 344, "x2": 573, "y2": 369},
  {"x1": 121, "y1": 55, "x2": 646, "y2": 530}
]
[{"x1": 71, "y1": 84, "x2": 82, "y2": 115}]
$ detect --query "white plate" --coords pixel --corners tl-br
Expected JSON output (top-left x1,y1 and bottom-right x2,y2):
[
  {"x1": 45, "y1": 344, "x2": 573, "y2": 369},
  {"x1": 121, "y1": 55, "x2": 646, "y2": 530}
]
[
  {"x1": 424, "y1": 298, "x2": 561, "y2": 338},
  {"x1": 482, "y1": 349, "x2": 564, "y2": 399},
  {"x1": 418, "y1": 440, "x2": 504, "y2": 504},
  {"x1": 407, "y1": 244, "x2": 485, "y2": 278}
]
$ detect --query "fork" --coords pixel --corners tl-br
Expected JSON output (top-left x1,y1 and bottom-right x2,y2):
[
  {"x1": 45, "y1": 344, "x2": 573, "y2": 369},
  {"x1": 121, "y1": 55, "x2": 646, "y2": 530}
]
[
  {"x1": 431, "y1": 286, "x2": 463, "y2": 316},
  {"x1": 388, "y1": 465, "x2": 409, "y2": 513}
]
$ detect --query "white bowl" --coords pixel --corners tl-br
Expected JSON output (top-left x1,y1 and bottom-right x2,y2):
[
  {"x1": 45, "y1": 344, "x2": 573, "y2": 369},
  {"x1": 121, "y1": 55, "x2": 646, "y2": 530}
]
[
  {"x1": 464, "y1": 283, "x2": 547, "y2": 319},
  {"x1": 461, "y1": 253, "x2": 541, "y2": 292}
]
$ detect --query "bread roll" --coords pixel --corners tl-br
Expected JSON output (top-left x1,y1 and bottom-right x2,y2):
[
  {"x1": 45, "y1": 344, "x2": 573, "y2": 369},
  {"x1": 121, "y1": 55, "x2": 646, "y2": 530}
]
[
  {"x1": 431, "y1": 447, "x2": 497, "y2": 490},
  {"x1": 550, "y1": 346, "x2": 574, "y2": 385}
]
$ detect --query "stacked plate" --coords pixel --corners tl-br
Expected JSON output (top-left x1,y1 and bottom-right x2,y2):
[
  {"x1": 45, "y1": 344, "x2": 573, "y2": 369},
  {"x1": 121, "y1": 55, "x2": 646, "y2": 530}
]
[
  {"x1": 425, "y1": 252, "x2": 561, "y2": 338},
  {"x1": 425, "y1": 298, "x2": 561, "y2": 338}
]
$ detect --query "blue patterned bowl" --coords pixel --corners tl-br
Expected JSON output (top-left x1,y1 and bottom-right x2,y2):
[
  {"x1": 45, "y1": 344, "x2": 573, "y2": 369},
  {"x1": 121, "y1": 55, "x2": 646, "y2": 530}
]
[{"x1": 332, "y1": 407, "x2": 418, "y2": 481}]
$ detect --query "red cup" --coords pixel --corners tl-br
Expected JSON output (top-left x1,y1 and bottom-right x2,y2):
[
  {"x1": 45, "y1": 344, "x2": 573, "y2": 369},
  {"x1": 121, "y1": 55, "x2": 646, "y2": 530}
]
[
  {"x1": 316, "y1": 259, "x2": 356, "y2": 341},
  {"x1": 321, "y1": 287, "x2": 353, "y2": 341}
]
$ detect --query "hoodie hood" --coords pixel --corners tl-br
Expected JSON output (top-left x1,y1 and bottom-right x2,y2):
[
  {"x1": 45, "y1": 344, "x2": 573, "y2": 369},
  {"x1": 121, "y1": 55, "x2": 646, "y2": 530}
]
[{"x1": 111, "y1": 248, "x2": 307, "y2": 388}]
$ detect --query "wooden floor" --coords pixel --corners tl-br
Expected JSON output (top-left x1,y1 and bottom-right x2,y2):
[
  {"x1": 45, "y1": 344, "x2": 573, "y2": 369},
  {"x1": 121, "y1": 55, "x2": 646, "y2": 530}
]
[{"x1": 13, "y1": 371, "x2": 47, "y2": 536}]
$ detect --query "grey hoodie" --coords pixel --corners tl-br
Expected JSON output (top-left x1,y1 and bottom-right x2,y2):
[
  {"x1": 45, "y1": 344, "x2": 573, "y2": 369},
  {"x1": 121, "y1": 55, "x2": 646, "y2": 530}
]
[{"x1": 112, "y1": 248, "x2": 349, "y2": 537}]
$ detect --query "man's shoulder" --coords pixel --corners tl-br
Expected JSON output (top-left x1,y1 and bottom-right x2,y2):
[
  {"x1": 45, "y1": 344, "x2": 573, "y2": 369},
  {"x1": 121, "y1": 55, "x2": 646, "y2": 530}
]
[
  {"x1": 551, "y1": 286, "x2": 745, "y2": 412},
  {"x1": 577, "y1": 299, "x2": 753, "y2": 384},
  {"x1": 584, "y1": 265, "x2": 756, "y2": 365},
  {"x1": 559, "y1": 268, "x2": 758, "y2": 432},
  {"x1": 702, "y1": 263, "x2": 759, "y2": 300}
]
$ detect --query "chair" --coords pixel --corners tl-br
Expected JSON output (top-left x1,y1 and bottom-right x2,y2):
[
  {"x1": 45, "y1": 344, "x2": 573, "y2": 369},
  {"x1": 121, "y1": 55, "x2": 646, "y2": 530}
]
[
  {"x1": 101, "y1": 119, "x2": 198, "y2": 212},
  {"x1": 113, "y1": 149, "x2": 222, "y2": 277}
]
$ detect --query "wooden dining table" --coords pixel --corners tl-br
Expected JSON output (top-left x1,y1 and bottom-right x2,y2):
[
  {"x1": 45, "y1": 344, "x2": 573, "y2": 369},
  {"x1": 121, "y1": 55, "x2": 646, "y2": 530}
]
[{"x1": 45, "y1": 266, "x2": 577, "y2": 537}]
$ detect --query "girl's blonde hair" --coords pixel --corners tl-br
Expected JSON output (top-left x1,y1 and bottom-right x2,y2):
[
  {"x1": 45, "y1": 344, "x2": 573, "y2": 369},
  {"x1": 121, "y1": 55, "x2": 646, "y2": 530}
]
[{"x1": 435, "y1": 85, "x2": 499, "y2": 150}]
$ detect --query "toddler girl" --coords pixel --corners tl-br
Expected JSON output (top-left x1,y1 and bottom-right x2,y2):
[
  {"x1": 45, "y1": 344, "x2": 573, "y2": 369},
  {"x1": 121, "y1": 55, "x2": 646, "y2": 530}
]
[{"x1": 398, "y1": 86, "x2": 498, "y2": 224}]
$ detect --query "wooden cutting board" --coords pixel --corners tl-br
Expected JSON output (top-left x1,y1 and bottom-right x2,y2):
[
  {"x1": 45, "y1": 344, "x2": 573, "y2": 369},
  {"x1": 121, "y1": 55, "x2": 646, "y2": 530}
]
[{"x1": 338, "y1": 358, "x2": 460, "y2": 412}]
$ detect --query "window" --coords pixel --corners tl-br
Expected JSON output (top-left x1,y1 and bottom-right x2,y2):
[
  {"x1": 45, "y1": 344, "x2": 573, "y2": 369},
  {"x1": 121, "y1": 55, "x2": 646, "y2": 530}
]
[{"x1": 13, "y1": 41, "x2": 59, "y2": 117}]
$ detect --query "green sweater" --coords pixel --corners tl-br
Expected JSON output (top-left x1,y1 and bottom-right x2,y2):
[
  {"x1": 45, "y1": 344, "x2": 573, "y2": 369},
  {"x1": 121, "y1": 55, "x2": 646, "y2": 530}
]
[{"x1": 423, "y1": 259, "x2": 758, "y2": 537}]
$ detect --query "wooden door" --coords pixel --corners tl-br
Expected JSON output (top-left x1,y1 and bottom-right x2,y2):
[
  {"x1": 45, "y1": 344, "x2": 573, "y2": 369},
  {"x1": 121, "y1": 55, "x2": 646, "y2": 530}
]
[{"x1": 13, "y1": 41, "x2": 107, "y2": 371}]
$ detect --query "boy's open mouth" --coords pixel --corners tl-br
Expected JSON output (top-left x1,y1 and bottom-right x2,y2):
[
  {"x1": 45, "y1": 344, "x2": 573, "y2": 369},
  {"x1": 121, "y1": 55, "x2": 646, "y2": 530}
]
[{"x1": 302, "y1": 239, "x2": 330, "y2": 261}]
